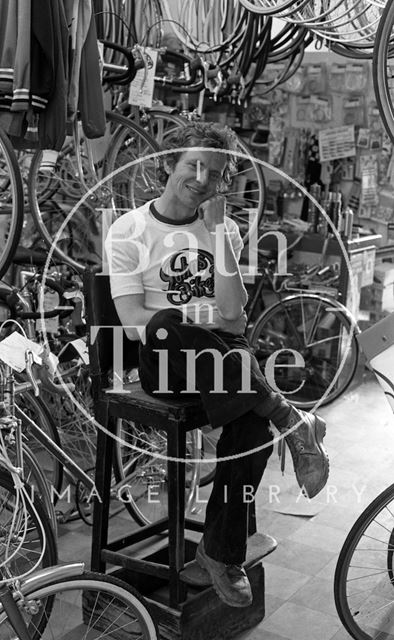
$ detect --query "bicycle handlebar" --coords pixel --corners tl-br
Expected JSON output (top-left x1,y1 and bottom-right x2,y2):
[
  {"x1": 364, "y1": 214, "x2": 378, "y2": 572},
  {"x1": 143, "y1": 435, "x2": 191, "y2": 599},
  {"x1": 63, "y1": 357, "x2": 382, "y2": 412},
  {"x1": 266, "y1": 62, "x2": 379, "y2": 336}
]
[
  {"x1": 101, "y1": 40, "x2": 136, "y2": 85},
  {"x1": 17, "y1": 307, "x2": 74, "y2": 320}
]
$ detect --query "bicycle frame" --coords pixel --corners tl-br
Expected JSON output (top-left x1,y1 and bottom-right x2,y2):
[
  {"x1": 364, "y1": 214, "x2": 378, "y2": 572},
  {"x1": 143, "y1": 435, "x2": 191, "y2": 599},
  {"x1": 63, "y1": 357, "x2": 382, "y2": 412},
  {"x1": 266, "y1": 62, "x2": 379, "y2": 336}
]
[
  {"x1": 15, "y1": 404, "x2": 96, "y2": 495},
  {"x1": 245, "y1": 261, "x2": 360, "y2": 334}
]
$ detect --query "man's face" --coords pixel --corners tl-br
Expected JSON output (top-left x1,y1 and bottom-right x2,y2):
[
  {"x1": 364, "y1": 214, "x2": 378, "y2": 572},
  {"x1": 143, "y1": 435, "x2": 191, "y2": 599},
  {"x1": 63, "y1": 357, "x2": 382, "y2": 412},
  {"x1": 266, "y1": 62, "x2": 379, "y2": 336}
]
[{"x1": 164, "y1": 149, "x2": 227, "y2": 208}]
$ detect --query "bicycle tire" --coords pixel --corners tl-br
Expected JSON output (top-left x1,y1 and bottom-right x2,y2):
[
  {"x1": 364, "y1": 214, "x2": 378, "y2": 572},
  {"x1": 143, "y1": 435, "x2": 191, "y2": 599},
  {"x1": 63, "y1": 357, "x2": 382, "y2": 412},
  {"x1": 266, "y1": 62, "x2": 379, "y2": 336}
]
[
  {"x1": 117, "y1": 109, "x2": 266, "y2": 245},
  {"x1": 103, "y1": 113, "x2": 161, "y2": 213},
  {"x1": 42, "y1": 362, "x2": 97, "y2": 476},
  {"x1": 0, "y1": 126, "x2": 24, "y2": 279},
  {"x1": 248, "y1": 293, "x2": 359, "y2": 409},
  {"x1": 334, "y1": 483, "x2": 394, "y2": 639},
  {"x1": 112, "y1": 419, "x2": 201, "y2": 526},
  {"x1": 19, "y1": 444, "x2": 57, "y2": 536},
  {"x1": 0, "y1": 469, "x2": 57, "y2": 578},
  {"x1": 143, "y1": 108, "x2": 187, "y2": 144},
  {"x1": 0, "y1": 571, "x2": 159, "y2": 639},
  {"x1": 373, "y1": 0, "x2": 394, "y2": 144},
  {"x1": 27, "y1": 112, "x2": 160, "y2": 272},
  {"x1": 15, "y1": 390, "x2": 63, "y2": 500}
]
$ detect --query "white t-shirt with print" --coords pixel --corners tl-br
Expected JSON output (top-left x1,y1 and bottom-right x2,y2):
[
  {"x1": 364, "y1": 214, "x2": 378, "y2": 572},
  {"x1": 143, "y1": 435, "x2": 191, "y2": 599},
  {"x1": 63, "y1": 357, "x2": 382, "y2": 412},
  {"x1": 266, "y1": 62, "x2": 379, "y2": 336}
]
[{"x1": 104, "y1": 200, "x2": 243, "y2": 334}]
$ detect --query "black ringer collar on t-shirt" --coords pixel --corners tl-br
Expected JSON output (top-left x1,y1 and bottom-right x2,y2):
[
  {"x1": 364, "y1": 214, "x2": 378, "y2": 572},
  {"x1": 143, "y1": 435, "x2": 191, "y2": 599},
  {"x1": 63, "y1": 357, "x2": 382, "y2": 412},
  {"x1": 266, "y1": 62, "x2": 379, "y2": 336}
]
[{"x1": 150, "y1": 201, "x2": 198, "y2": 225}]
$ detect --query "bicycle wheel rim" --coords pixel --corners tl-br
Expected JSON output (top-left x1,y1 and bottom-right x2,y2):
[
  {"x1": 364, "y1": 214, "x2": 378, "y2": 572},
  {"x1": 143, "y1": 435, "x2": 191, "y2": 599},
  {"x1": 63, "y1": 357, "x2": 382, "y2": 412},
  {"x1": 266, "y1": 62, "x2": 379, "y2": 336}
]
[
  {"x1": 20, "y1": 444, "x2": 58, "y2": 536},
  {"x1": 334, "y1": 483, "x2": 394, "y2": 639},
  {"x1": 248, "y1": 294, "x2": 358, "y2": 409},
  {"x1": 0, "y1": 470, "x2": 57, "y2": 578},
  {"x1": 15, "y1": 390, "x2": 63, "y2": 499},
  {"x1": 0, "y1": 127, "x2": 24, "y2": 278},
  {"x1": 113, "y1": 419, "x2": 199, "y2": 526},
  {"x1": 373, "y1": 0, "x2": 394, "y2": 144},
  {"x1": 0, "y1": 572, "x2": 159, "y2": 639},
  {"x1": 28, "y1": 112, "x2": 159, "y2": 272},
  {"x1": 105, "y1": 115, "x2": 161, "y2": 212}
]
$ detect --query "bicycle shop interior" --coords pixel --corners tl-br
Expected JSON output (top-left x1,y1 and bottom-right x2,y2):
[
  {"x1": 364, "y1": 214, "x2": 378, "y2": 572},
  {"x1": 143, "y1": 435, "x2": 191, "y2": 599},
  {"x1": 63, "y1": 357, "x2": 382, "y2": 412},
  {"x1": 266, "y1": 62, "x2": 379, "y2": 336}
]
[{"x1": 0, "y1": 1, "x2": 394, "y2": 639}]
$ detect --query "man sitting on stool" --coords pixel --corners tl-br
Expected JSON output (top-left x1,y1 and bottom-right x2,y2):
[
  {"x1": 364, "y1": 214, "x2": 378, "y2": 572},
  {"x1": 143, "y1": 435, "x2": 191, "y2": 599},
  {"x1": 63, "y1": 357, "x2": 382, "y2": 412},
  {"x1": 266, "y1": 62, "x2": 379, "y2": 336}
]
[{"x1": 105, "y1": 121, "x2": 329, "y2": 608}]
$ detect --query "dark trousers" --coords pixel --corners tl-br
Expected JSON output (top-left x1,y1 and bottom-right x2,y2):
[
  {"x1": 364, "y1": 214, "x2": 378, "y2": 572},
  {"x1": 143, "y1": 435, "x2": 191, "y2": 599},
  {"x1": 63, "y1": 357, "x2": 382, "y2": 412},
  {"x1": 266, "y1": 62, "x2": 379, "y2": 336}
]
[{"x1": 138, "y1": 308, "x2": 274, "y2": 564}]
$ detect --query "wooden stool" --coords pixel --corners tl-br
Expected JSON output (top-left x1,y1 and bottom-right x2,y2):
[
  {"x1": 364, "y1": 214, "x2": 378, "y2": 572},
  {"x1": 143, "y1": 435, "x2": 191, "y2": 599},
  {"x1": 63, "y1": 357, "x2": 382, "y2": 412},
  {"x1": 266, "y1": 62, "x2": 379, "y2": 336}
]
[{"x1": 84, "y1": 268, "x2": 277, "y2": 638}]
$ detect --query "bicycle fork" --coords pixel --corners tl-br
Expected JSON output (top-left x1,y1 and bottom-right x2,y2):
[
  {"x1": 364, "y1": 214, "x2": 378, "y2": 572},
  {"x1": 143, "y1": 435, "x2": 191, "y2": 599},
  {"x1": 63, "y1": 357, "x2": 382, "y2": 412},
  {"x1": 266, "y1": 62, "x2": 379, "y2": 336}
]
[
  {"x1": 0, "y1": 581, "x2": 31, "y2": 639},
  {"x1": 0, "y1": 563, "x2": 85, "y2": 638}
]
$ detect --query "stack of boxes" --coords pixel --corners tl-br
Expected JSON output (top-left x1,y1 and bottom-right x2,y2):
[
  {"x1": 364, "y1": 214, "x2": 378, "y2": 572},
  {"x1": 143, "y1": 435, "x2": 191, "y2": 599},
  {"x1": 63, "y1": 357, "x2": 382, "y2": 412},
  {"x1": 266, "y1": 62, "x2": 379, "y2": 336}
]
[{"x1": 359, "y1": 262, "x2": 394, "y2": 329}]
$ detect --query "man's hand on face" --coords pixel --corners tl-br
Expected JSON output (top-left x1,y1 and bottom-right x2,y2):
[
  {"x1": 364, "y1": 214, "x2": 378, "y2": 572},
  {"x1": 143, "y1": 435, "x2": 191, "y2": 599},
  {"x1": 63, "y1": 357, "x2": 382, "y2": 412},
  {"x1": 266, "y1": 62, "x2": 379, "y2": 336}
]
[
  {"x1": 198, "y1": 195, "x2": 226, "y2": 232},
  {"x1": 216, "y1": 310, "x2": 247, "y2": 335}
]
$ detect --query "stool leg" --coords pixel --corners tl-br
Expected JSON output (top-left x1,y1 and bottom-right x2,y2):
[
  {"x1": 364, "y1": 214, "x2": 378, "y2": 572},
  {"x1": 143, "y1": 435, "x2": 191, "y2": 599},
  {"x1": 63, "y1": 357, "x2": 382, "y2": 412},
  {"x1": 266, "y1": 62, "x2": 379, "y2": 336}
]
[
  {"x1": 91, "y1": 402, "x2": 113, "y2": 573},
  {"x1": 248, "y1": 501, "x2": 257, "y2": 537},
  {"x1": 167, "y1": 423, "x2": 187, "y2": 606}
]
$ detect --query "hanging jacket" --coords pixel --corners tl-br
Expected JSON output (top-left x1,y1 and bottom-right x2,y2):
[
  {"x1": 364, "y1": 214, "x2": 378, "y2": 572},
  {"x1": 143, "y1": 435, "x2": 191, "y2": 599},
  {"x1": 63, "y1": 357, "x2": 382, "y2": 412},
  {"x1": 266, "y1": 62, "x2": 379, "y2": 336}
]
[
  {"x1": 0, "y1": 0, "x2": 68, "y2": 149},
  {"x1": 63, "y1": 0, "x2": 91, "y2": 122},
  {"x1": 78, "y1": 10, "x2": 105, "y2": 138},
  {"x1": 63, "y1": 0, "x2": 105, "y2": 138},
  {"x1": 0, "y1": 0, "x2": 31, "y2": 113},
  {"x1": 34, "y1": 0, "x2": 68, "y2": 150}
]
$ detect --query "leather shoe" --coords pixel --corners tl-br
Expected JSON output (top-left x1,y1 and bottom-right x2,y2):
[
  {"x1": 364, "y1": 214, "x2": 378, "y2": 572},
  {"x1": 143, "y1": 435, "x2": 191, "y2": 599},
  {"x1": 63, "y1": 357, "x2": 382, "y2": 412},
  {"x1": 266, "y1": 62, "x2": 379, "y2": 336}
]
[
  {"x1": 195, "y1": 539, "x2": 253, "y2": 608},
  {"x1": 274, "y1": 407, "x2": 329, "y2": 499}
]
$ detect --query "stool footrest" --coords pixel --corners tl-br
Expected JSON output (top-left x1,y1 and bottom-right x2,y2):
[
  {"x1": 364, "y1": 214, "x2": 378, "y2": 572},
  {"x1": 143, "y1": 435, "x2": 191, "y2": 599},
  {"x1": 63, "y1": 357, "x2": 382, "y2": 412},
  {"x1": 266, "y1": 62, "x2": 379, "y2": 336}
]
[
  {"x1": 147, "y1": 562, "x2": 267, "y2": 639},
  {"x1": 180, "y1": 532, "x2": 277, "y2": 587}
]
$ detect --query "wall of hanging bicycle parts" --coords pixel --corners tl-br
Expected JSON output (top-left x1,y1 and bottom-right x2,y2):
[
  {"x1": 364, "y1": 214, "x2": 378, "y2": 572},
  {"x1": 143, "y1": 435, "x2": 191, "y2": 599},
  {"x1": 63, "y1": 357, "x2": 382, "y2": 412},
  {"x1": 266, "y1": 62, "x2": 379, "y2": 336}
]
[{"x1": 0, "y1": 0, "x2": 393, "y2": 330}]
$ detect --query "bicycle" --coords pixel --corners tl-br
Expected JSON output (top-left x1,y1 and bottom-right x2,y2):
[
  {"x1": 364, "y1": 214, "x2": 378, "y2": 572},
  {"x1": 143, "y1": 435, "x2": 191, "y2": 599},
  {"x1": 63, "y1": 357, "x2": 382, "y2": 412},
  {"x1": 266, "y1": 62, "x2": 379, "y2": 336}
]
[
  {"x1": 334, "y1": 315, "x2": 394, "y2": 640},
  {"x1": 246, "y1": 249, "x2": 360, "y2": 410},
  {"x1": 0, "y1": 563, "x2": 159, "y2": 639},
  {"x1": 0, "y1": 379, "x2": 159, "y2": 638},
  {"x1": 0, "y1": 284, "x2": 204, "y2": 529},
  {"x1": 373, "y1": 0, "x2": 394, "y2": 145},
  {"x1": 26, "y1": 39, "x2": 268, "y2": 266}
]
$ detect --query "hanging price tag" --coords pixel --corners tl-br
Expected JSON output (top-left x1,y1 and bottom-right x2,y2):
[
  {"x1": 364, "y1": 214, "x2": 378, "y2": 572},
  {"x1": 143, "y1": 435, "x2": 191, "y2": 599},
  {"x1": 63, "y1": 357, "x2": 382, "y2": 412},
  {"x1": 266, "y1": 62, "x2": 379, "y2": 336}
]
[{"x1": 129, "y1": 47, "x2": 158, "y2": 108}]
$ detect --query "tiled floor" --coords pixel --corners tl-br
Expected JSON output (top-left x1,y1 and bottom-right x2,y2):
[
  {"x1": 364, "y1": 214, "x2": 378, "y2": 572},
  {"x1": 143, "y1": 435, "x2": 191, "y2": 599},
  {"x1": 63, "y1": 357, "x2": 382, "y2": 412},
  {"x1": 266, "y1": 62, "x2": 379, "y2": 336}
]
[{"x1": 56, "y1": 367, "x2": 394, "y2": 639}]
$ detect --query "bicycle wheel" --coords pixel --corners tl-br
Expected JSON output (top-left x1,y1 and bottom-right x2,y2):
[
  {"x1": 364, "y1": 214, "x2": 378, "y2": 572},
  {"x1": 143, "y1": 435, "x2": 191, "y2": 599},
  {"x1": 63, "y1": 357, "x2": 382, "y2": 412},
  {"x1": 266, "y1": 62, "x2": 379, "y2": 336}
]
[
  {"x1": 373, "y1": 1, "x2": 394, "y2": 143},
  {"x1": 111, "y1": 110, "x2": 266, "y2": 244},
  {"x1": 12, "y1": 444, "x2": 58, "y2": 536},
  {"x1": 0, "y1": 126, "x2": 24, "y2": 278},
  {"x1": 104, "y1": 115, "x2": 161, "y2": 212},
  {"x1": 112, "y1": 419, "x2": 201, "y2": 526},
  {"x1": 0, "y1": 571, "x2": 159, "y2": 639},
  {"x1": 143, "y1": 108, "x2": 187, "y2": 144},
  {"x1": 0, "y1": 470, "x2": 57, "y2": 578},
  {"x1": 248, "y1": 293, "x2": 359, "y2": 409},
  {"x1": 228, "y1": 134, "x2": 266, "y2": 246},
  {"x1": 42, "y1": 362, "x2": 96, "y2": 475},
  {"x1": 334, "y1": 483, "x2": 394, "y2": 639},
  {"x1": 15, "y1": 390, "x2": 63, "y2": 499},
  {"x1": 27, "y1": 112, "x2": 160, "y2": 271}
]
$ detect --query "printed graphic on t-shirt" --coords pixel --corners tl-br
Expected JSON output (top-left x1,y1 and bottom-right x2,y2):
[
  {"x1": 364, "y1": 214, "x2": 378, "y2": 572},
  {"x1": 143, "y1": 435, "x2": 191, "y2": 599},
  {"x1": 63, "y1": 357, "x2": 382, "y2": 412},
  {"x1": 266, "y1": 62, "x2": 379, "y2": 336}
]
[{"x1": 160, "y1": 248, "x2": 214, "y2": 305}]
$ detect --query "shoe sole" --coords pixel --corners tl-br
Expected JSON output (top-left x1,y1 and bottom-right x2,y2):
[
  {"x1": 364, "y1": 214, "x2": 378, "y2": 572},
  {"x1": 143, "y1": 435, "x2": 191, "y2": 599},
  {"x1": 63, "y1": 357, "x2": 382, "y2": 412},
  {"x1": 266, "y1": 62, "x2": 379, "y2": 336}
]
[
  {"x1": 299, "y1": 416, "x2": 330, "y2": 499},
  {"x1": 195, "y1": 546, "x2": 252, "y2": 608}
]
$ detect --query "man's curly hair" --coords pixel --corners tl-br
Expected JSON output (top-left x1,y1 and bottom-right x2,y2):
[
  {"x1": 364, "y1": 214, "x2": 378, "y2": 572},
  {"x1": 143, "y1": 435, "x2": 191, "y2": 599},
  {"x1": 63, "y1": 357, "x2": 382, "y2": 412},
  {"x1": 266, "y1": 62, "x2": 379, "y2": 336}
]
[{"x1": 156, "y1": 121, "x2": 239, "y2": 191}]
